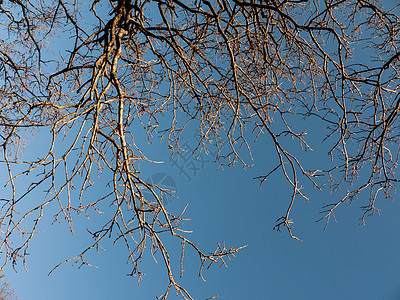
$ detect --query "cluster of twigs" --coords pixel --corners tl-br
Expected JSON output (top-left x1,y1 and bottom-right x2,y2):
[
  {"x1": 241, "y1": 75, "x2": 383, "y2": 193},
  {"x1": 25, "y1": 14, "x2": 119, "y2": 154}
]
[{"x1": 0, "y1": 0, "x2": 399, "y2": 298}]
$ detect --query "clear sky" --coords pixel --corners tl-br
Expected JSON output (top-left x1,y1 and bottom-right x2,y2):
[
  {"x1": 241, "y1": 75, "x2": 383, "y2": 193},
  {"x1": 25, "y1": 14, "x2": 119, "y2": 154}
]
[
  {"x1": 3, "y1": 122, "x2": 400, "y2": 300},
  {"x1": 2, "y1": 1, "x2": 400, "y2": 300}
]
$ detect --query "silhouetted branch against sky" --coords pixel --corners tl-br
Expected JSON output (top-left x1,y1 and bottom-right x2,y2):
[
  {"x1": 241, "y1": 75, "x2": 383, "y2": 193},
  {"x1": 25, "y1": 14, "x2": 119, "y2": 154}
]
[
  {"x1": 0, "y1": 273, "x2": 17, "y2": 300},
  {"x1": 0, "y1": 0, "x2": 399, "y2": 298}
]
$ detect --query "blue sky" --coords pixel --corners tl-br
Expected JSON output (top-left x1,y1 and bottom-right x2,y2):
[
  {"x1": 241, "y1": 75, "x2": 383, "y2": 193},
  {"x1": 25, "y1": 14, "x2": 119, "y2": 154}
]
[
  {"x1": 2, "y1": 1, "x2": 400, "y2": 300},
  {"x1": 3, "y1": 123, "x2": 400, "y2": 300}
]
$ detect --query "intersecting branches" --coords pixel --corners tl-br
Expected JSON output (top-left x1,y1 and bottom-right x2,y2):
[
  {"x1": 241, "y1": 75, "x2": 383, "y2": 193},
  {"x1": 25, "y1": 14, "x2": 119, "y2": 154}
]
[{"x1": 0, "y1": 0, "x2": 399, "y2": 298}]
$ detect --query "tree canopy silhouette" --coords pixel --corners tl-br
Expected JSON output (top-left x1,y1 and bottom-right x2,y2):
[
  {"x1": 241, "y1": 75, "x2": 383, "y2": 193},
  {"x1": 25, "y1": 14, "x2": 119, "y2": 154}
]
[{"x1": 0, "y1": 0, "x2": 399, "y2": 298}]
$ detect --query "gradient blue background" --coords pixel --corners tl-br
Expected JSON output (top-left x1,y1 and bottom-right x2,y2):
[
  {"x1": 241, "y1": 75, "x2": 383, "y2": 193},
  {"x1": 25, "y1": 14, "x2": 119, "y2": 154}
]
[
  {"x1": 3, "y1": 125, "x2": 400, "y2": 300},
  {"x1": 3, "y1": 1, "x2": 400, "y2": 299}
]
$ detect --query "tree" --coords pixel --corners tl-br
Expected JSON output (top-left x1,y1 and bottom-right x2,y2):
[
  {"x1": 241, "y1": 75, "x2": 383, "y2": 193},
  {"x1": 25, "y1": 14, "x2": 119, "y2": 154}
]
[
  {"x1": 0, "y1": 0, "x2": 399, "y2": 298},
  {"x1": 0, "y1": 273, "x2": 17, "y2": 300}
]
